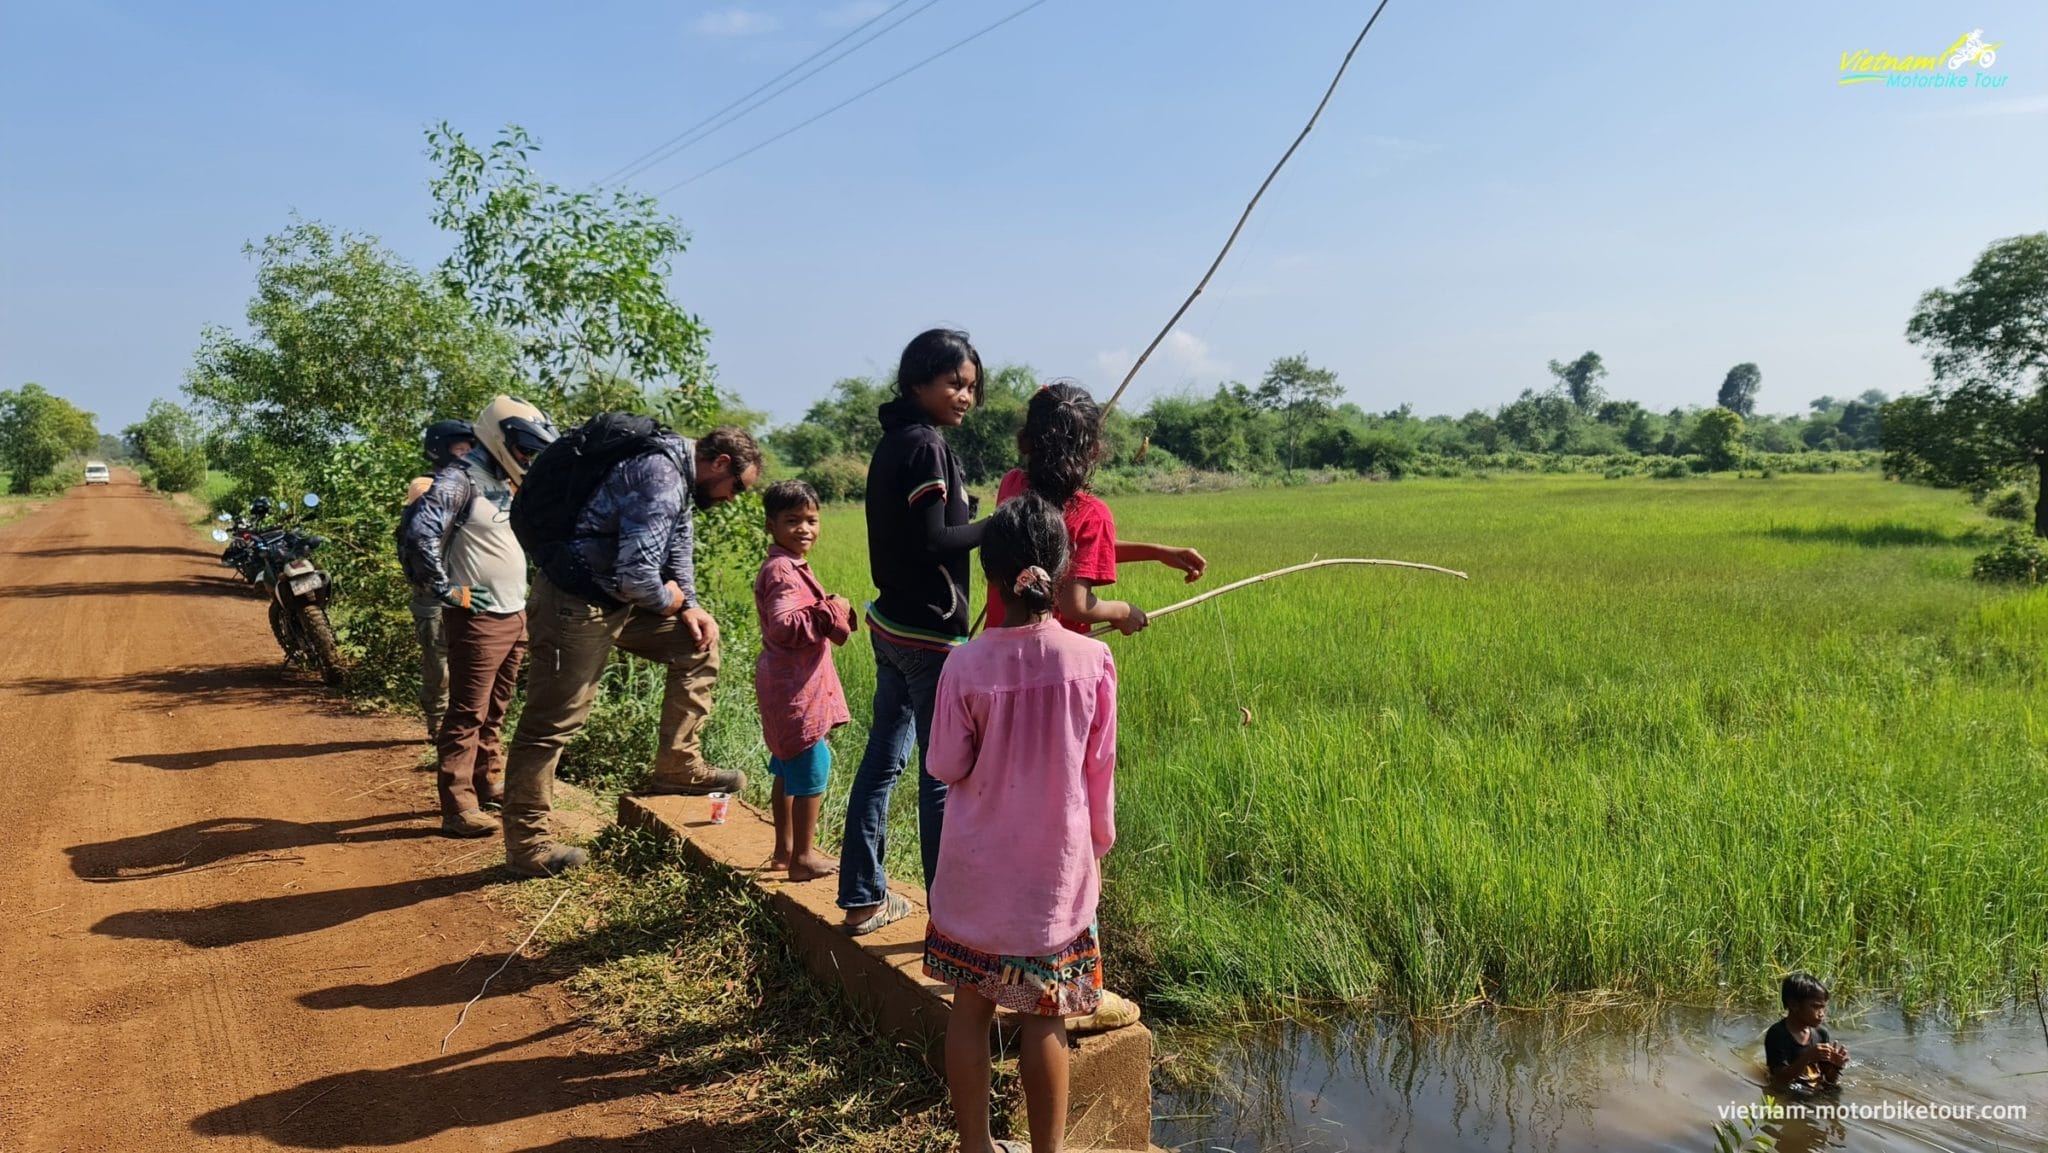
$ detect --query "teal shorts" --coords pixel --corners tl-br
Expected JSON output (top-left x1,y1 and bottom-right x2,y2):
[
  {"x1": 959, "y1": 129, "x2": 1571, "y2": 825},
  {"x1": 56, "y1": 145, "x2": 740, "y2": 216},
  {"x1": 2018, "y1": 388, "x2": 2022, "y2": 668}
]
[{"x1": 769, "y1": 741, "x2": 832, "y2": 798}]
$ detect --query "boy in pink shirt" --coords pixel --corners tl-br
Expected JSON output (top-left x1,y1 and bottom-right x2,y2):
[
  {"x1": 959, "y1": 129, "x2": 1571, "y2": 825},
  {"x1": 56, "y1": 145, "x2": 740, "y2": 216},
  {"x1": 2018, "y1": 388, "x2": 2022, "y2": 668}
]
[
  {"x1": 925, "y1": 491, "x2": 1117, "y2": 1153},
  {"x1": 754, "y1": 481, "x2": 854, "y2": 881}
]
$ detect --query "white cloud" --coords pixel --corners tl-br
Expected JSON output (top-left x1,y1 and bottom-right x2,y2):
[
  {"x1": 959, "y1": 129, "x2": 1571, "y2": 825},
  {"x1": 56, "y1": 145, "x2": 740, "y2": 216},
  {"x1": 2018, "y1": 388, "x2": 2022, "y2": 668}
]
[
  {"x1": 695, "y1": 8, "x2": 781, "y2": 37},
  {"x1": 820, "y1": 0, "x2": 890, "y2": 27}
]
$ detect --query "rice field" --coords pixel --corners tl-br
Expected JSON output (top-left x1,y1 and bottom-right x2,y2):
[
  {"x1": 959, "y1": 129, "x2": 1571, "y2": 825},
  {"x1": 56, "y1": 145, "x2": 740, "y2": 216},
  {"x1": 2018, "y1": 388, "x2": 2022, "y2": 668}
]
[{"x1": 718, "y1": 473, "x2": 2048, "y2": 1021}]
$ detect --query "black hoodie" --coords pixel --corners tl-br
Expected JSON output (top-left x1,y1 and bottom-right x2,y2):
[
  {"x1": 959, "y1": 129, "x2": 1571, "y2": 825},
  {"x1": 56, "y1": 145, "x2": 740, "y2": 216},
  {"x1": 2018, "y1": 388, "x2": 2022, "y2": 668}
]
[{"x1": 864, "y1": 397, "x2": 984, "y2": 648}]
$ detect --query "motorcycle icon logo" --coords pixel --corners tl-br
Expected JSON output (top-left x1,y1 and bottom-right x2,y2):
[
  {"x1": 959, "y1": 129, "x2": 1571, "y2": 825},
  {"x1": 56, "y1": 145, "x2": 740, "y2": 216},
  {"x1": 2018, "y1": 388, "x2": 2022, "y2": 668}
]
[{"x1": 1946, "y1": 29, "x2": 2000, "y2": 70}]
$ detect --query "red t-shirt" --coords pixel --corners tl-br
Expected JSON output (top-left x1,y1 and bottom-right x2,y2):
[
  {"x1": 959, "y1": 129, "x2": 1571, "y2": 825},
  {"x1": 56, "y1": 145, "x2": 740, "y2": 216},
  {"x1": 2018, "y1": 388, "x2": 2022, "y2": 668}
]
[{"x1": 985, "y1": 468, "x2": 1118, "y2": 633}]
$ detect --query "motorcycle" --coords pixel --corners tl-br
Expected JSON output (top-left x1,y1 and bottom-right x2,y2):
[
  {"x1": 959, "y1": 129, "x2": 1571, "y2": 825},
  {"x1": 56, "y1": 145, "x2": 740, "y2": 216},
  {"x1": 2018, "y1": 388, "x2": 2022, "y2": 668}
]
[
  {"x1": 212, "y1": 493, "x2": 344, "y2": 685},
  {"x1": 1947, "y1": 29, "x2": 1997, "y2": 70}
]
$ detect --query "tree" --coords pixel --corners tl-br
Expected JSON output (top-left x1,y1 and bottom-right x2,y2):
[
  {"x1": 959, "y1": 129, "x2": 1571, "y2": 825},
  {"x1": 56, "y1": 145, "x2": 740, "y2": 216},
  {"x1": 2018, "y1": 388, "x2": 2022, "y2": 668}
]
[
  {"x1": 1254, "y1": 354, "x2": 1343, "y2": 473},
  {"x1": 1893, "y1": 233, "x2": 2048, "y2": 534},
  {"x1": 428, "y1": 122, "x2": 715, "y2": 428},
  {"x1": 0, "y1": 383, "x2": 98, "y2": 493},
  {"x1": 122, "y1": 399, "x2": 209, "y2": 492},
  {"x1": 1692, "y1": 407, "x2": 1745, "y2": 470},
  {"x1": 187, "y1": 219, "x2": 518, "y2": 501},
  {"x1": 1717, "y1": 362, "x2": 1762, "y2": 417},
  {"x1": 1547, "y1": 350, "x2": 1607, "y2": 414}
]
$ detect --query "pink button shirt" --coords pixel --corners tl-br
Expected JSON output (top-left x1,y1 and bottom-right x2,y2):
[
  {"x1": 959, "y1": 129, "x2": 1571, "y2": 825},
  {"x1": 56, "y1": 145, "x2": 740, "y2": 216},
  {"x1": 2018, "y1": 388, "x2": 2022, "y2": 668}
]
[
  {"x1": 926, "y1": 618, "x2": 1118, "y2": 958},
  {"x1": 753, "y1": 546, "x2": 853, "y2": 761}
]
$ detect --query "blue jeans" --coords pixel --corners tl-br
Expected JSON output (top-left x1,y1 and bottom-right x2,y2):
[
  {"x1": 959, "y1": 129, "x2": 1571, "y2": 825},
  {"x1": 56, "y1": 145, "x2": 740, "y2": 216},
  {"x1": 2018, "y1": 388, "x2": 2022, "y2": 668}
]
[{"x1": 838, "y1": 631, "x2": 950, "y2": 909}]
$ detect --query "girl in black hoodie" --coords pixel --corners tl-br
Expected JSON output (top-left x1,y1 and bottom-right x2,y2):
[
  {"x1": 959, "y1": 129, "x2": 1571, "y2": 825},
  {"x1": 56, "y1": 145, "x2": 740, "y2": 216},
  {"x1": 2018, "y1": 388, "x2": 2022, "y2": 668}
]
[{"x1": 839, "y1": 328, "x2": 986, "y2": 934}]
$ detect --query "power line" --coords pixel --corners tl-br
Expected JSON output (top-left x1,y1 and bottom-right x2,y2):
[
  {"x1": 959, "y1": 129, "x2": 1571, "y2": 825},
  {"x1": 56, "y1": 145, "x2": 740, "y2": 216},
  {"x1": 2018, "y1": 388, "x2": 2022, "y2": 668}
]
[
  {"x1": 1103, "y1": 0, "x2": 1394, "y2": 414},
  {"x1": 602, "y1": 0, "x2": 945, "y2": 187},
  {"x1": 655, "y1": 0, "x2": 1052, "y2": 196}
]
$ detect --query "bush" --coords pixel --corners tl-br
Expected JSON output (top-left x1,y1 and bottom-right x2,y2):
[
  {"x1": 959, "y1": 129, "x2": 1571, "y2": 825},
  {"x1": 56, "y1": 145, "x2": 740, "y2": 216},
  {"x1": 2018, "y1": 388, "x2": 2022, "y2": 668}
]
[
  {"x1": 1651, "y1": 458, "x2": 1691, "y2": 479},
  {"x1": 1986, "y1": 488, "x2": 2031, "y2": 522},
  {"x1": 801, "y1": 454, "x2": 868, "y2": 503},
  {"x1": 1971, "y1": 530, "x2": 2048, "y2": 584}
]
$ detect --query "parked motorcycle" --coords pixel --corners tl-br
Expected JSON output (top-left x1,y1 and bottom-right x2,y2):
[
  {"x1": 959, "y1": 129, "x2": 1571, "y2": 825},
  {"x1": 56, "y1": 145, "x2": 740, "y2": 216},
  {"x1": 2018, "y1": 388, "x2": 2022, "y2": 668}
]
[{"x1": 212, "y1": 493, "x2": 343, "y2": 684}]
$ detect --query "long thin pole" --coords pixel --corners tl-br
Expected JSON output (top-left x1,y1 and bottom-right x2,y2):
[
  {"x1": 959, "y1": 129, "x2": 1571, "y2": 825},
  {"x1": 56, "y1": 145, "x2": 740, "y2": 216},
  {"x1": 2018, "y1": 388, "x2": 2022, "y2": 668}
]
[
  {"x1": 1102, "y1": 0, "x2": 1395, "y2": 414},
  {"x1": 1089, "y1": 556, "x2": 1467, "y2": 636}
]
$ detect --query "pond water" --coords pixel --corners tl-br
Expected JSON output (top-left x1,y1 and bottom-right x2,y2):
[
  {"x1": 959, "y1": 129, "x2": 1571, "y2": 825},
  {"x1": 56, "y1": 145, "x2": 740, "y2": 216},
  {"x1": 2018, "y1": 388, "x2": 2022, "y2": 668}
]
[{"x1": 1155, "y1": 1004, "x2": 2045, "y2": 1152}]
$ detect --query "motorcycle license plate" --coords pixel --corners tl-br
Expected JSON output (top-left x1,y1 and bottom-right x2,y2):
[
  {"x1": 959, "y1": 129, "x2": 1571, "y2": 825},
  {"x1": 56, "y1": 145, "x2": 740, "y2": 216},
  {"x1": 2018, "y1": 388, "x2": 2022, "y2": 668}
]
[{"x1": 290, "y1": 574, "x2": 323, "y2": 596}]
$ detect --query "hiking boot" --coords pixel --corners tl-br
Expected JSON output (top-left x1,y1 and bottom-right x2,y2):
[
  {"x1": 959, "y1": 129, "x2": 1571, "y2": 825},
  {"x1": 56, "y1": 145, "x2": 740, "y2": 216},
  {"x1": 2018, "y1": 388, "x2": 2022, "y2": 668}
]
[
  {"x1": 440, "y1": 809, "x2": 499, "y2": 838},
  {"x1": 505, "y1": 843, "x2": 590, "y2": 878},
  {"x1": 642, "y1": 767, "x2": 747, "y2": 796}
]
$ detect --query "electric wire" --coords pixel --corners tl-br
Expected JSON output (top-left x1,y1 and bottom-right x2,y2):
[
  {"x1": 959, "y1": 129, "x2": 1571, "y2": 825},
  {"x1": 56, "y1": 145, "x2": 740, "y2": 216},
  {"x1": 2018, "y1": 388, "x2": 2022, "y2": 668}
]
[
  {"x1": 654, "y1": 0, "x2": 1052, "y2": 195},
  {"x1": 598, "y1": 0, "x2": 935, "y2": 187}
]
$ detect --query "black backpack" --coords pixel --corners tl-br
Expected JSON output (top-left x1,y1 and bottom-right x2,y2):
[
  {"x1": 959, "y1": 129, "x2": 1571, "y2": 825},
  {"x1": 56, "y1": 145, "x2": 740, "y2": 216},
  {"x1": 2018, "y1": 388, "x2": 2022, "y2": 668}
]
[
  {"x1": 395, "y1": 466, "x2": 478, "y2": 588},
  {"x1": 510, "y1": 412, "x2": 686, "y2": 606}
]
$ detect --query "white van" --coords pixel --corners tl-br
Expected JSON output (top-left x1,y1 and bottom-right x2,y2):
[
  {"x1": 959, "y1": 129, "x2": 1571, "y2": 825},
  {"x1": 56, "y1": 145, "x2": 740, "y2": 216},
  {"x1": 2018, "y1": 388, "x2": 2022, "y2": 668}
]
[{"x1": 84, "y1": 462, "x2": 111, "y2": 485}]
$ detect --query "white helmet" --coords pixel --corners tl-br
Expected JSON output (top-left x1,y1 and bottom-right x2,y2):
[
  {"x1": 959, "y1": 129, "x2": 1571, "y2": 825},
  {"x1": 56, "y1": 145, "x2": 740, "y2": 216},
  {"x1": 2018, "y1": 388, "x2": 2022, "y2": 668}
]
[{"x1": 474, "y1": 395, "x2": 556, "y2": 486}]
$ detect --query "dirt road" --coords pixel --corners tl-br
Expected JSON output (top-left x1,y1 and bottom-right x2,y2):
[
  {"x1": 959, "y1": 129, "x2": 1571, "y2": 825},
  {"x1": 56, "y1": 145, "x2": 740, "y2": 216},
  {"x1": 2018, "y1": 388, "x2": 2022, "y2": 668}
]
[{"x1": 0, "y1": 476, "x2": 662, "y2": 1151}]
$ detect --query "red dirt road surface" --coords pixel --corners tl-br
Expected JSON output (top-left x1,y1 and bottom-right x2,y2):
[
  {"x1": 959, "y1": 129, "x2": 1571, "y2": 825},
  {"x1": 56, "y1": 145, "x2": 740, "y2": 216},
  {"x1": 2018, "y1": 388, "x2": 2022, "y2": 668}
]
[{"x1": 0, "y1": 476, "x2": 662, "y2": 1151}]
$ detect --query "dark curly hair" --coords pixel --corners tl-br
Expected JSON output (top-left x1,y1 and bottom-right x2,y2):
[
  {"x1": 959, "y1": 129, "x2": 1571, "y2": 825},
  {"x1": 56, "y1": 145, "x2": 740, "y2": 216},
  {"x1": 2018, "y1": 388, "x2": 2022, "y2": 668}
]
[
  {"x1": 981, "y1": 491, "x2": 1069, "y2": 619},
  {"x1": 696, "y1": 426, "x2": 764, "y2": 475},
  {"x1": 895, "y1": 328, "x2": 985, "y2": 405},
  {"x1": 1021, "y1": 381, "x2": 1103, "y2": 506}
]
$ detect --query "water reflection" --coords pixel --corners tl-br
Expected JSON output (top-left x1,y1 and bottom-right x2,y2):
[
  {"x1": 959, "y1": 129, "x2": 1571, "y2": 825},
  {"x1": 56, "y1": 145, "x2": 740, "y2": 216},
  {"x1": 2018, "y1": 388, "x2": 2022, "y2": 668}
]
[{"x1": 1156, "y1": 1005, "x2": 2046, "y2": 1151}]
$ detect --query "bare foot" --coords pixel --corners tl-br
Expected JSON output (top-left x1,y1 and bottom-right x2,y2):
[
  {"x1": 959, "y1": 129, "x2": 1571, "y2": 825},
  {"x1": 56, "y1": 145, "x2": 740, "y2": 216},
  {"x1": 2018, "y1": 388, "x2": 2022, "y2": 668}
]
[
  {"x1": 770, "y1": 852, "x2": 790, "y2": 869},
  {"x1": 787, "y1": 852, "x2": 839, "y2": 882}
]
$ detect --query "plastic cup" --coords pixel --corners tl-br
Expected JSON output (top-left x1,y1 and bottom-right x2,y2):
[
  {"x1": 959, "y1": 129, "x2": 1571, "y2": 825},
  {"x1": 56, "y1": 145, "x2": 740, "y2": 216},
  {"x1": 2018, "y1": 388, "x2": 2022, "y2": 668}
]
[{"x1": 706, "y1": 792, "x2": 730, "y2": 824}]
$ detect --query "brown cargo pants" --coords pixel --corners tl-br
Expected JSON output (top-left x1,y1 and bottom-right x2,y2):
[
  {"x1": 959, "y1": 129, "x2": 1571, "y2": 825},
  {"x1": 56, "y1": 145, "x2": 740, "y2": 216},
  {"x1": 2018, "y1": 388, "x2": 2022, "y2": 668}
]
[
  {"x1": 501, "y1": 573, "x2": 719, "y2": 866},
  {"x1": 436, "y1": 607, "x2": 526, "y2": 819}
]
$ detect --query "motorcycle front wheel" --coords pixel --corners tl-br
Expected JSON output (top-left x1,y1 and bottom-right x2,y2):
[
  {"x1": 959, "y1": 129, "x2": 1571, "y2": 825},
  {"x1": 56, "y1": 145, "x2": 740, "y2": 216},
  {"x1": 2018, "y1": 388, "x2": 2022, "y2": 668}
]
[{"x1": 297, "y1": 603, "x2": 345, "y2": 687}]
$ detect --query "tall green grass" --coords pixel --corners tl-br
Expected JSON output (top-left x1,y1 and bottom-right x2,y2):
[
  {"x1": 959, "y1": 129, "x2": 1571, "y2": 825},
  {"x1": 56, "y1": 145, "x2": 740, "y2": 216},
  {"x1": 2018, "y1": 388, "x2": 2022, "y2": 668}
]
[{"x1": 783, "y1": 475, "x2": 2045, "y2": 1020}]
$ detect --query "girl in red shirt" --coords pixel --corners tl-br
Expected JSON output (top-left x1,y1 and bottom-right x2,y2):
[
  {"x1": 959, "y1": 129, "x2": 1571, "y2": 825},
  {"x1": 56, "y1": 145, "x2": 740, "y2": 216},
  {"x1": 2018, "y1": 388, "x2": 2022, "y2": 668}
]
[{"x1": 985, "y1": 382, "x2": 1208, "y2": 634}]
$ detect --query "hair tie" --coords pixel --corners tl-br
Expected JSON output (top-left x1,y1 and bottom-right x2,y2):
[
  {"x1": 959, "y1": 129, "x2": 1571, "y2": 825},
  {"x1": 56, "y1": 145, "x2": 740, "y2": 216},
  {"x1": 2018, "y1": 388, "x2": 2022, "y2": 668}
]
[{"x1": 1012, "y1": 566, "x2": 1051, "y2": 596}]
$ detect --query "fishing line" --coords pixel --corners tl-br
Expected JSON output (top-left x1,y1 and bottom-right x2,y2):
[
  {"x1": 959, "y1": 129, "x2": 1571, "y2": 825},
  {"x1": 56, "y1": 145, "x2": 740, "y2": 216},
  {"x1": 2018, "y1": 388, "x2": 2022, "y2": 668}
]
[{"x1": 1103, "y1": 0, "x2": 1395, "y2": 415}]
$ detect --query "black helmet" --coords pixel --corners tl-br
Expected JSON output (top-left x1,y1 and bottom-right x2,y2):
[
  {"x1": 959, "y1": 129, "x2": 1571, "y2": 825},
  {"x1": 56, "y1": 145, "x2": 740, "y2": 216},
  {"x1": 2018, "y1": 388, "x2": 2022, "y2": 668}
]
[{"x1": 423, "y1": 419, "x2": 478, "y2": 465}]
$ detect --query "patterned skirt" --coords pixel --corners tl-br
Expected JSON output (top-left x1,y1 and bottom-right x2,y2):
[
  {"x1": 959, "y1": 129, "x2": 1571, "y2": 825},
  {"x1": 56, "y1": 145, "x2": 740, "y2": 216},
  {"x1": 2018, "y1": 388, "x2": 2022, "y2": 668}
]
[{"x1": 923, "y1": 921, "x2": 1103, "y2": 1017}]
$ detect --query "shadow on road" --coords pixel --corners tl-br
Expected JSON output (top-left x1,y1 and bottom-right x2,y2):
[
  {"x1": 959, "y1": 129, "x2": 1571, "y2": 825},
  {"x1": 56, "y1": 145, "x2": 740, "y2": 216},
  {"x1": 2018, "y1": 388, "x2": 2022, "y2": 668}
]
[
  {"x1": 0, "y1": 577, "x2": 250, "y2": 599},
  {"x1": 5, "y1": 663, "x2": 286, "y2": 702},
  {"x1": 66, "y1": 812, "x2": 432, "y2": 882},
  {"x1": 13, "y1": 544, "x2": 211, "y2": 559},
  {"x1": 113, "y1": 738, "x2": 414, "y2": 771},
  {"x1": 299, "y1": 955, "x2": 557, "y2": 1011},
  {"x1": 91, "y1": 868, "x2": 495, "y2": 947},
  {"x1": 188, "y1": 1026, "x2": 658, "y2": 1148}
]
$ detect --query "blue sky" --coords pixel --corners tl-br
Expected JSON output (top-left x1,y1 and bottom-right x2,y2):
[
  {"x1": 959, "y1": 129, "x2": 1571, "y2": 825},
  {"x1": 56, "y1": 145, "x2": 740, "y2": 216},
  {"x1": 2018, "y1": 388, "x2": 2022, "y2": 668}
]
[{"x1": 4, "y1": 1, "x2": 2045, "y2": 432}]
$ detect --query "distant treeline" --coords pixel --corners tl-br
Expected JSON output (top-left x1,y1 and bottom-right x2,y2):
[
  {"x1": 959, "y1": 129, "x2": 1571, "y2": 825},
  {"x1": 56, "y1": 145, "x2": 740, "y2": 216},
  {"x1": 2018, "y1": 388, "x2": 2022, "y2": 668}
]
[{"x1": 765, "y1": 352, "x2": 1885, "y2": 499}]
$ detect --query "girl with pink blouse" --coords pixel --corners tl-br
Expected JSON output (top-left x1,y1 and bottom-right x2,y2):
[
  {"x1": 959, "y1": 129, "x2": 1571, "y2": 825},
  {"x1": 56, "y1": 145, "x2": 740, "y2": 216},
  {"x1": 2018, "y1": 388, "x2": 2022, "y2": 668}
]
[{"x1": 923, "y1": 491, "x2": 1117, "y2": 1153}]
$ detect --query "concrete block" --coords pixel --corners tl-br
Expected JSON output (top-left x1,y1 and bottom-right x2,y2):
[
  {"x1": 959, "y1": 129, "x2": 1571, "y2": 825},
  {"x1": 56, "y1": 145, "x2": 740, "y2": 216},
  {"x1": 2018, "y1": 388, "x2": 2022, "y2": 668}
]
[{"x1": 618, "y1": 793, "x2": 1160, "y2": 1152}]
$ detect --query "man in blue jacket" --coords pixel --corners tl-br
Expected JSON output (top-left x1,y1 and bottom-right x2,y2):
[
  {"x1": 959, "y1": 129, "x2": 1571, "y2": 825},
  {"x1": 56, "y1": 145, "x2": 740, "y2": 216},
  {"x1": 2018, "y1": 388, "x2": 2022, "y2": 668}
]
[{"x1": 501, "y1": 424, "x2": 763, "y2": 876}]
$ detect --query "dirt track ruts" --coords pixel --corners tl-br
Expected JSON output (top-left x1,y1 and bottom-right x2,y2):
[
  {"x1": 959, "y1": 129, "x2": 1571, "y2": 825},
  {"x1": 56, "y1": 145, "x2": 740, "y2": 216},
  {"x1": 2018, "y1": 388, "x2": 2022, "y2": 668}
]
[{"x1": 0, "y1": 475, "x2": 665, "y2": 1152}]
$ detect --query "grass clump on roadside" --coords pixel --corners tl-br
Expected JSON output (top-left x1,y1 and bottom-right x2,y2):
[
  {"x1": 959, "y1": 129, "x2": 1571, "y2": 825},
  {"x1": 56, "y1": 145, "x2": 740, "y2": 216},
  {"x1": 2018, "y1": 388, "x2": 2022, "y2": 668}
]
[{"x1": 502, "y1": 826, "x2": 964, "y2": 1152}]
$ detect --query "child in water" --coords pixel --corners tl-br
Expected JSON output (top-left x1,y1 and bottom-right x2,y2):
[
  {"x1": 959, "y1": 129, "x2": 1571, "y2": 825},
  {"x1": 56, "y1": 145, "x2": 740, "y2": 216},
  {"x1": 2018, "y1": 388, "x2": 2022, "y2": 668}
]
[
  {"x1": 984, "y1": 381, "x2": 1205, "y2": 634},
  {"x1": 1765, "y1": 971, "x2": 1849, "y2": 1090},
  {"x1": 925, "y1": 492, "x2": 1118, "y2": 1153},
  {"x1": 753, "y1": 480, "x2": 853, "y2": 881}
]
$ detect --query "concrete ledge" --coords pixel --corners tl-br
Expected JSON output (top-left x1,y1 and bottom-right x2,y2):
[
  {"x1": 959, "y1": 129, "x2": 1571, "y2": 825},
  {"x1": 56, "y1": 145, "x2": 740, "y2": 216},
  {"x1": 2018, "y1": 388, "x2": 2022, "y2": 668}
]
[{"x1": 619, "y1": 794, "x2": 1159, "y2": 1153}]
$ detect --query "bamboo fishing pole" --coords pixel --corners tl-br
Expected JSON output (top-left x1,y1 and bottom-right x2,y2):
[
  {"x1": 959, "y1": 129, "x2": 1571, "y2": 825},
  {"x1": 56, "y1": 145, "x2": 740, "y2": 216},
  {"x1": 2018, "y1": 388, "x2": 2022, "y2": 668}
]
[
  {"x1": 1087, "y1": 556, "x2": 1467, "y2": 637},
  {"x1": 1101, "y1": 0, "x2": 1395, "y2": 415}
]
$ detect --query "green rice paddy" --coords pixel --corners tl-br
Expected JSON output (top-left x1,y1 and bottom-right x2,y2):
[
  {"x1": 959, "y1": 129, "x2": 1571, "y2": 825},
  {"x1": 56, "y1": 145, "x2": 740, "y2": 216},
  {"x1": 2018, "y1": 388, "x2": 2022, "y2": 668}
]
[{"x1": 740, "y1": 473, "x2": 2046, "y2": 1020}]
